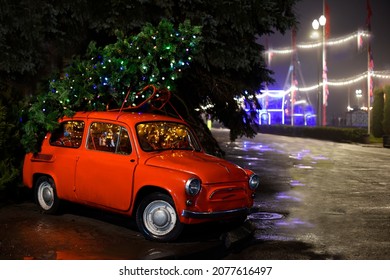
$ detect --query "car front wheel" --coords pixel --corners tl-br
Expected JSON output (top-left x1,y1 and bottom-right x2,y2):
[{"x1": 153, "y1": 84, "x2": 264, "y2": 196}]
[
  {"x1": 35, "y1": 176, "x2": 60, "y2": 214},
  {"x1": 136, "y1": 193, "x2": 183, "y2": 242}
]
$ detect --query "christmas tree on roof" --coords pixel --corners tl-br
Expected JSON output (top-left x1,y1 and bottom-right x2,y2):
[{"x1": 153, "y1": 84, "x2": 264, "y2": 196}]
[{"x1": 22, "y1": 19, "x2": 201, "y2": 153}]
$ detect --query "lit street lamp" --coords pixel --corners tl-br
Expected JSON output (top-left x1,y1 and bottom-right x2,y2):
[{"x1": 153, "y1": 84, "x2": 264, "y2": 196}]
[{"x1": 312, "y1": 14, "x2": 327, "y2": 126}]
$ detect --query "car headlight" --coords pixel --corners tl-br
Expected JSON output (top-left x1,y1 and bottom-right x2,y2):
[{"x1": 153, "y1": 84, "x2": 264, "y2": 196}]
[
  {"x1": 248, "y1": 174, "x2": 260, "y2": 190},
  {"x1": 185, "y1": 178, "x2": 201, "y2": 196}
]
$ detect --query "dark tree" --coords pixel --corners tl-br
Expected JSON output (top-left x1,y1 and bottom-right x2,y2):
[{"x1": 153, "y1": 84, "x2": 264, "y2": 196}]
[
  {"x1": 21, "y1": 20, "x2": 202, "y2": 153},
  {"x1": 1, "y1": 0, "x2": 298, "y2": 168},
  {"x1": 383, "y1": 85, "x2": 390, "y2": 135},
  {"x1": 99, "y1": 0, "x2": 298, "y2": 142}
]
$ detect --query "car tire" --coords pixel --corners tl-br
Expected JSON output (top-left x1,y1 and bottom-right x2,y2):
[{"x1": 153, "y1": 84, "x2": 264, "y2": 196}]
[
  {"x1": 35, "y1": 176, "x2": 60, "y2": 214},
  {"x1": 136, "y1": 192, "x2": 183, "y2": 242}
]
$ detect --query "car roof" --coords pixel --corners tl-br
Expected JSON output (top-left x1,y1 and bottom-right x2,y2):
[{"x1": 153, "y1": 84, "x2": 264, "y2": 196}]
[
  {"x1": 61, "y1": 111, "x2": 186, "y2": 125},
  {"x1": 61, "y1": 111, "x2": 185, "y2": 124}
]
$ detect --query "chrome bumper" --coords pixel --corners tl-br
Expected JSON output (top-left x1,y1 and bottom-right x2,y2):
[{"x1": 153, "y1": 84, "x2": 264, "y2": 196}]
[{"x1": 181, "y1": 207, "x2": 249, "y2": 219}]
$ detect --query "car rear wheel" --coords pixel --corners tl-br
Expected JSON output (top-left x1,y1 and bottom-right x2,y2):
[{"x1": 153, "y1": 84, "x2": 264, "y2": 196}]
[
  {"x1": 35, "y1": 176, "x2": 60, "y2": 214},
  {"x1": 136, "y1": 193, "x2": 183, "y2": 242}
]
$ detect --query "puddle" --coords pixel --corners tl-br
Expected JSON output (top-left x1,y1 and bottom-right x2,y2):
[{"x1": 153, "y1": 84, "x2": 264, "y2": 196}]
[
  {"x1": 289, "y1": 180, "x2": 305, "y2": 187},
  {"x1": 248, "y1": 212, "x2": 284, "y2": 220},
  {"x1": 312, "y1": 155, "x2": 329, "y2": 161},
  {"x1": 276, "y1": 193, "x2": 302, "y2": 202},
  {"x1": 143, "y1": 248, "x2": 176, "y2": 260},
  {"x1": 231, "y1": 155, "x2": 264, "y2": 161},
  {"x1": 293, "y1": 164, "x2": 313, "y2": 169},
  {"x1": 232, "y1": 141, "x2": 276, "y2": 153},
  {"x1": 253, "y1": 233, "x2": 295, "y2": 241},
  {"x1": 276, "y1": 218, "x2": 313, "y2": 228},
  {"x1": 289, "y1": 149, "x2": 311, "y2": 160}
]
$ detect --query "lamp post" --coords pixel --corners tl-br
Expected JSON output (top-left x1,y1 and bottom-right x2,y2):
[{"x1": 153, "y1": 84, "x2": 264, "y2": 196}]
[
  {"x1": 312, "y1": 14, "x2": 327, "y2": 126},
  {"x1": 311, "y1": 27, "x2": 321, "y2": 126}
]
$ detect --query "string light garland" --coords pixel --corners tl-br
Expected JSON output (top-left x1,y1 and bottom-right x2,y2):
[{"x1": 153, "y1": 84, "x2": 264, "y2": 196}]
[
  {"x1": 262, "y1": 29, "x2": 390, "y2": 96},
  {"x1": 256, "y1": 71, "x2": 390, "y2": 100},
  {"x1": 265, "y1": 30, "x2": 371, "y2": 54}
]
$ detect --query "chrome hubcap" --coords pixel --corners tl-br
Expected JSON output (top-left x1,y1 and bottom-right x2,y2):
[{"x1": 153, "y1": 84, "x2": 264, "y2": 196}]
[
  {"x1": 143, "y1": 200, "x2": 176, "y2": 236},
  {"x1": 38, "y1": 182, "x2": 54, "y2": 210},
  {"x1": 42, "y1": 187, "x2": 53, "y2": 204},
  {"x1": 153, "y1": 209, "x2": 169, "y2": 227}
]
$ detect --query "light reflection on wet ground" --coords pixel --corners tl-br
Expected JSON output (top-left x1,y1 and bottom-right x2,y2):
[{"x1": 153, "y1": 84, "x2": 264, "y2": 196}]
[
  {"x1": 214, "y1": 129, "x2": 390, "y2": 259},
  {"x1": 3, "y1": 129, "x2": 389, "y2": 260},
  {"x1": 213, "y1": 129, "x2": 327, "y2": 244},
  {"x1": 289, "y1": 180, "x2": 305, "y2": 187},
  {"x1": 293, "y1": 164, "x2": 313, "y2": 169},
  {"x1": 0, "y1": 203, "x2": 226, "y2": 260}
]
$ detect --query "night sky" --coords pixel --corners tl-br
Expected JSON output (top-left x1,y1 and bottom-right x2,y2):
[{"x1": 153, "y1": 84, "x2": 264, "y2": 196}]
[{"x1": 259, "y1": 0, "x2": 390, "y2": 121}]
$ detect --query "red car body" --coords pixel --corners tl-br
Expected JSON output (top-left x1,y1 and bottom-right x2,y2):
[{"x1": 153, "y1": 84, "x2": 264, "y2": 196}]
[{"x1": 23, "y1": 111, "x2": 259, "y2": 241}]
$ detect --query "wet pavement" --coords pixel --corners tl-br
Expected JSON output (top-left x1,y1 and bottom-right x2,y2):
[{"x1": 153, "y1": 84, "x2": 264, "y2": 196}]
[
  {"x1": 1, "y1": 129, "x2": 390, "y2": 259},
  {"x1": 213, "y1": 129, "x2": 390, "y2": 260}
]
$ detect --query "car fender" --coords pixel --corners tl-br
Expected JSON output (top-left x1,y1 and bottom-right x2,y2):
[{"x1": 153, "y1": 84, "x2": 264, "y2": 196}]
[{"x1": 132, "y1": 164, "x2": 194, "y2": 215}]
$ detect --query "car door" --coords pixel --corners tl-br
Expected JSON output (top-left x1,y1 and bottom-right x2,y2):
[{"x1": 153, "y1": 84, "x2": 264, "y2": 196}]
[
  {"x1": 48, "y1": 120, "x2": 85, "y2": 200},
  {"x1": 75, "y1": 121, "x2": 137, "y2": 211}
]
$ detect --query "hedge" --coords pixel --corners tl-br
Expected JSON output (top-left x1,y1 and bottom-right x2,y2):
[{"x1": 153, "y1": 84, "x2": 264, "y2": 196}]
[{"x1": 256, "y1": 125, "x2": 369, "y2": 143}]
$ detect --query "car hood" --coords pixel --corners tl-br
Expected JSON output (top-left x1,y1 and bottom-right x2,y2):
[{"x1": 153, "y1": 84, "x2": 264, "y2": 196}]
[{"x1": 144, "y1": 151, "x2": 248, "y2": 184}]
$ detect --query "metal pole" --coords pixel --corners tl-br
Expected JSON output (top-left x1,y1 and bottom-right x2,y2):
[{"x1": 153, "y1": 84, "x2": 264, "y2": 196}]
[
  {"x1": 322, "y1": 0, "x2": 327, "y2": 126},
  {"x1": 317, "y1": 46, "x2": 322, "y2": 126},
  {"x1": 291, "y1": 27, "x2": 296, "y2": 126},
  {"x1": 367, "y1": 54, "x2": 371, "y2": 135},
  {"x1": 322, "y1": 26, "x2": 326, "y2": 126},
  {"x1": 367, "y1": 0, "x2": 373, "y2": 135}
]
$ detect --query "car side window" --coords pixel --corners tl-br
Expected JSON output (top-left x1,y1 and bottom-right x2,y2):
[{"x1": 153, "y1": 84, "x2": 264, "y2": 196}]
[
  {"x1": 50, "y1": 121, "x2": 85, "y2": 148},
  {"x1": 87, "y1": 122, "x2": 132, "y2": 155}
]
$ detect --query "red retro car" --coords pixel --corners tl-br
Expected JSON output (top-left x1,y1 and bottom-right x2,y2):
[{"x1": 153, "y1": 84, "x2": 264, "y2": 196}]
[{"x1": 23, "y1": 111, "x2": 260, "y2": 241}]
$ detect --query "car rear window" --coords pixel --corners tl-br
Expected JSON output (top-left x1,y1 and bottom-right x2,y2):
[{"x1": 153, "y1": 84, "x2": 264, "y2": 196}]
[{"x1": 50, "y1": 121, "x2": 85, "y2": 148}]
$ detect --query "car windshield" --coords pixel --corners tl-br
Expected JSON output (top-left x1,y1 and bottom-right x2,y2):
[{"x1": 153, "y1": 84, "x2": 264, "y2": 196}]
[{"x1": 136, "y1": 121, "x2": 202, "y2": 152}]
